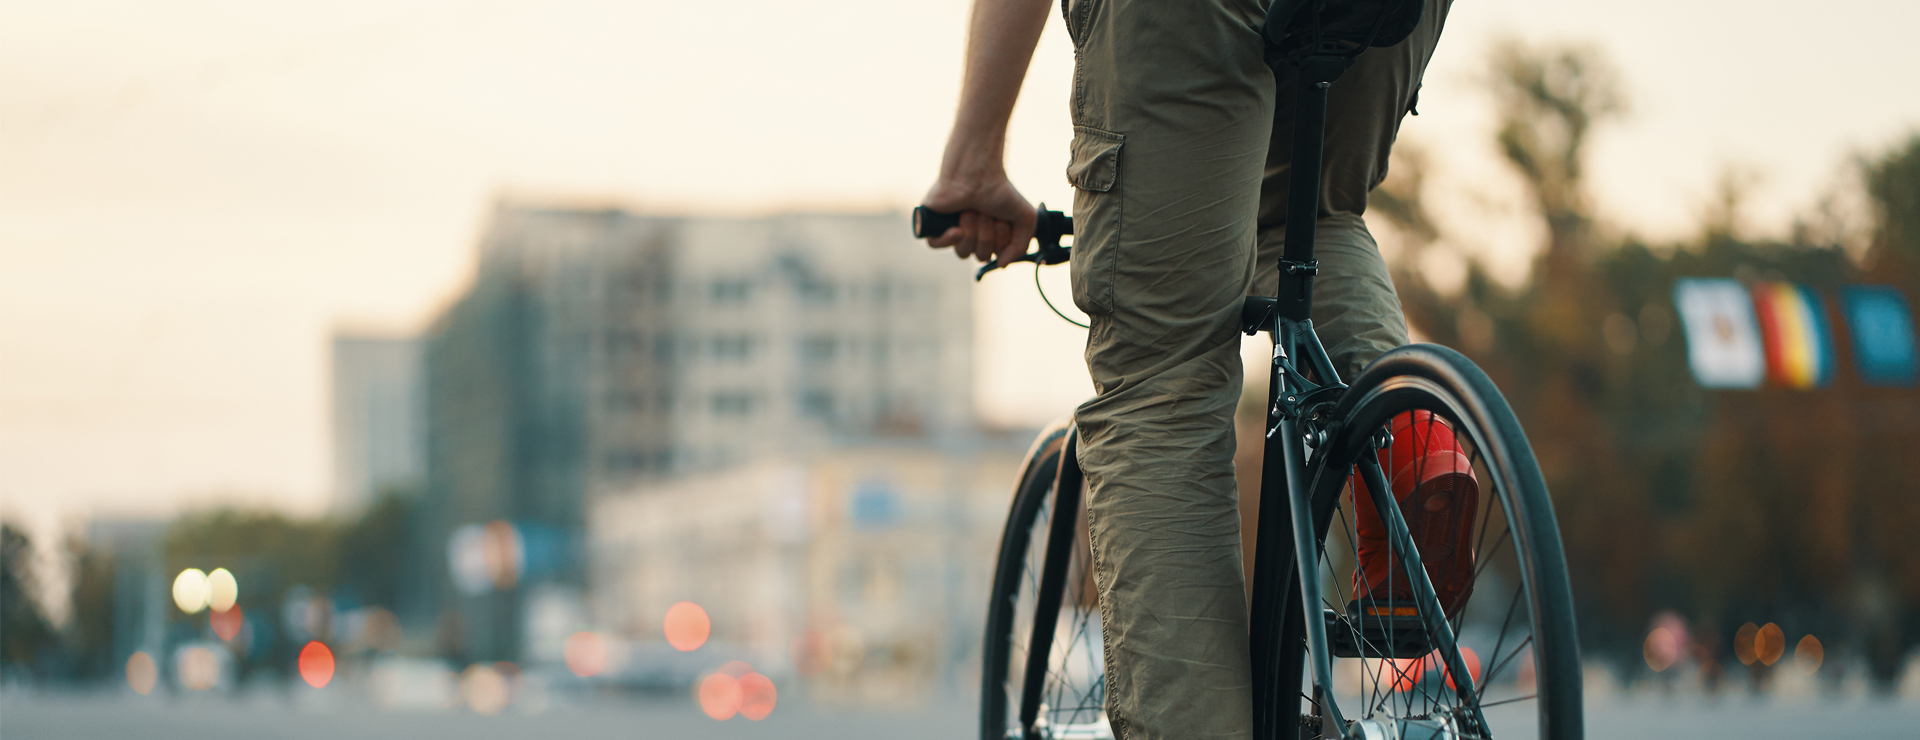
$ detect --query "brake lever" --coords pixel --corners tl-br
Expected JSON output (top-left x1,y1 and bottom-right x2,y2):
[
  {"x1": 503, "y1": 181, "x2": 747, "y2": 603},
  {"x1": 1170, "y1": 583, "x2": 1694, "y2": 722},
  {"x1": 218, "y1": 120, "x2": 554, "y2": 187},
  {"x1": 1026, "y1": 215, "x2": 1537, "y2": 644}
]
[
  {"x1": 912, "y1": 204, "x2": 1075, "y2": 281},
  {"x1": 975, "y1": 252, "x2": 1040, "y2": 280},
  {"x1": 971, "y1": 204, "x2": 1074, "y2": 281}
]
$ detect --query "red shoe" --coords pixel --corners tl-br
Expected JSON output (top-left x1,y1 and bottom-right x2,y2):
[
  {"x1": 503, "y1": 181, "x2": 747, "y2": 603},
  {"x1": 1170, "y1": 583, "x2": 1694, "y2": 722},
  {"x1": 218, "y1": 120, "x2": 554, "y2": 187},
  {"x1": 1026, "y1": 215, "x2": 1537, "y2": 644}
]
[{"x1": 1350, "y1": 410, "x2": 1479, "y2": 617}]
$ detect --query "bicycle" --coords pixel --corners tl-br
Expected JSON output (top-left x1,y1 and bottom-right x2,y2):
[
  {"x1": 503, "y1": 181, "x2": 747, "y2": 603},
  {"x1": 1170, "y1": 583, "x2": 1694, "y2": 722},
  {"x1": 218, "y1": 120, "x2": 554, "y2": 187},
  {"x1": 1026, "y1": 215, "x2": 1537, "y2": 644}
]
[{"x1": 915, "y1": 2, "x2": 1582, "y2": 739}]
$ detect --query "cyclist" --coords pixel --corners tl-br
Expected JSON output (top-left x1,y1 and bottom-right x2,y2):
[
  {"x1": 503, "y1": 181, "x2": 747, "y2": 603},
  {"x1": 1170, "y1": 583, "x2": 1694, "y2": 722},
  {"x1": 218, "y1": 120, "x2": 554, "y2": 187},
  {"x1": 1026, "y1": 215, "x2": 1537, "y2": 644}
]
[{"x1": 921, "y1": 1, "x2": 1471, "y2": 738}]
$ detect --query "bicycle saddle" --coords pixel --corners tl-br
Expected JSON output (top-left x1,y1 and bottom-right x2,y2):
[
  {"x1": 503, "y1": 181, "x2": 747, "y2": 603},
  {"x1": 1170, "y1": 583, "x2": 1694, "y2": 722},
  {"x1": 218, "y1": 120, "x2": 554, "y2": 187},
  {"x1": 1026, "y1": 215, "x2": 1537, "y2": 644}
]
[{"x1": 1265, "y1": 0, "x2": 1425, "y2": 60}]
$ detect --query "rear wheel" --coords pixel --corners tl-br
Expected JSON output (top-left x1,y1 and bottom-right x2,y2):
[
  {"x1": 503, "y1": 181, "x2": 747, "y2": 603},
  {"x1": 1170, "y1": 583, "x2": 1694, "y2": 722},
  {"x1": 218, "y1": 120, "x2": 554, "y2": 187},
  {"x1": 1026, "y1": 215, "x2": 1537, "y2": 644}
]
[
  {"x1": 980, "y1": 427, "x2": 1106, "y2": 740},
  {"x1": 1278, "y1": 344, "x2": 1583, "y2": 740}
]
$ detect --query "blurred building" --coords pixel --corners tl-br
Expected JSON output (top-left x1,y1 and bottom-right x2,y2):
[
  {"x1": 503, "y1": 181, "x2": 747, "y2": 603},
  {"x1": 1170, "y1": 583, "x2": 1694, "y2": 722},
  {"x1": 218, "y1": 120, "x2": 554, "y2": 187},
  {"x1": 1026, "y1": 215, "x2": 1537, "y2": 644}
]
[
  {"x1": 330, "y1": 334, "x2": 425, "y2": 515},
  {"x1": 589, "y1": 439, "x2": 1024, "y2": 705},
  {"x1": 413, "y1": 203, "x2": 976, "y2": 663},
  {"x1": 82, "y1": 518, "x2": 168, "y2": 680}
]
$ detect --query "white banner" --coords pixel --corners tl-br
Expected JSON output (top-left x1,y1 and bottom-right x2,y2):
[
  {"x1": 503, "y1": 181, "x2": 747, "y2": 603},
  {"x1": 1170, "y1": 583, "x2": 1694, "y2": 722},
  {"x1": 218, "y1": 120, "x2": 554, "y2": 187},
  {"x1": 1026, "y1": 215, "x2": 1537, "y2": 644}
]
[{"x1": 1674, "y1": 278, "x2": 1765, "y2": 389}]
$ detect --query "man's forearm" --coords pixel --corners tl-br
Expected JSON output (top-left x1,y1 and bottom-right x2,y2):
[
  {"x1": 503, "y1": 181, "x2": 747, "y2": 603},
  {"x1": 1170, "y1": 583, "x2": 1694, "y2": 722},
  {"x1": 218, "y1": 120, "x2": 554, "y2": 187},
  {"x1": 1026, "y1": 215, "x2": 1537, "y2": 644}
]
[{"x1": 941, "y1": 0, "x2": 1053, "y2": 179}]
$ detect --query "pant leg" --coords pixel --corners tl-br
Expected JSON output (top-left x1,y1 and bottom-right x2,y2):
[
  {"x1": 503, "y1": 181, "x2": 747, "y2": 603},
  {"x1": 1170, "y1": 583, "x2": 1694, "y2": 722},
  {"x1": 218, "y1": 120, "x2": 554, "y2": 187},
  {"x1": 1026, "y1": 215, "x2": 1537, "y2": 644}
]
[
  {"x1": 1065, "y1": 0, "x2": 1271, "y2": 738},
  {"x1": 1251, "y1": 0, "x2": 1454, "y2": 380}
]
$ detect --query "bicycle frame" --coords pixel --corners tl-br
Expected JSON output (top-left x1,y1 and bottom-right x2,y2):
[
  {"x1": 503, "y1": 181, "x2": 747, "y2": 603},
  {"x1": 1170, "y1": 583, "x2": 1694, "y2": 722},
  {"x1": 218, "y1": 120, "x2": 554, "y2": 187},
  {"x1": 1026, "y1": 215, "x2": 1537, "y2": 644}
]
[{"x1": 1245, "y1": 43, "x2": 1486, "y2": 740}]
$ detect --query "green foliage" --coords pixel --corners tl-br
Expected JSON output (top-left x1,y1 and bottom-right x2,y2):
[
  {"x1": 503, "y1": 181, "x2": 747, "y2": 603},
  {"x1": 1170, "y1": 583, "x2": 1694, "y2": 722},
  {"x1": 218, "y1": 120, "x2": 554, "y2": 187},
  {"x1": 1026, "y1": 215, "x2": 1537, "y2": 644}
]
[
  {"x1": 1, "y1": 523, "x2": 61, "y2": 674},
  {"x1": 1865, "y1": 135, "x2": 1920, "y2": 274},
  {"x1": 154, "y1": 495, "x2": 415, "y2": 678},
  {"x1": 64, "y1": 536, "x2": 118, "y2": 679},
  {"x1": 163, "y1": 494, "x2": 416, "y2": 615}
]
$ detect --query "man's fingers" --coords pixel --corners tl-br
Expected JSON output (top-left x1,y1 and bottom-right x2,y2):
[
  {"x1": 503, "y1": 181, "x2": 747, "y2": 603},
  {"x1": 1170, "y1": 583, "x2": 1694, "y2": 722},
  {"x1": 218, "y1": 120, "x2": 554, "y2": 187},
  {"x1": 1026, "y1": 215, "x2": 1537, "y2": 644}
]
[
  {"x1": 927, "y1": 229, "x2": 960, "y2": 249},
  {"x1": 926, "y1": 226, "x2": 962, "y2": 249},
  {"x1": 995, "y1": 235, "x2": 1027, "y2": 269},
  {"x1": 956, "y1": 212, "x2": 981, "y2": 260},
  {"x1": 993, "y1": 220, "x2": 1014, "y2": 262}
]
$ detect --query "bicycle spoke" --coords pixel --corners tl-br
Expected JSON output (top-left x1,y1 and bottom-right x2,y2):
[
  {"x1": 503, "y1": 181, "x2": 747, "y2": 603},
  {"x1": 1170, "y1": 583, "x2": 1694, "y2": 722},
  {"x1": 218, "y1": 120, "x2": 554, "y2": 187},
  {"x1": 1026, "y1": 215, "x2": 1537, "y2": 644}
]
[
  {"x1": 1476, "y1": 693, "x2": 1538, "y2": 709},
  {"x1": 1475, "y1": 581, "x2": 1527, "y2": 705},
  {"x1": 1479, "y1": 634, "x2": 1534, "y2": 699}
]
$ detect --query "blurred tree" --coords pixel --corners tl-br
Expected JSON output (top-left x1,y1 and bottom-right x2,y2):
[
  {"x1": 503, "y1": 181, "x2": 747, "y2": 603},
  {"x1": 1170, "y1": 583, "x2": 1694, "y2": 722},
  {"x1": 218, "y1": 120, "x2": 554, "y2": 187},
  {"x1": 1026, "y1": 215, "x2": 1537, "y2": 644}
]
[
  {"x1": 1488, "y1": 39, "x2": 1626, "y2": 289},
  {"x1": 1372, "y1": 142, "x2": 1454, "y2": 344},
  {"x1": 1863, "y1": 135, "x2": 1920, "y2": 278},
  {"x1": 1483, "y1": 40, "x2": 1649, "y2": 656},
  {"x1": 1852, "y1": 134, "x2": 1920, "y2": 689},
  {"x1": 165, "y1": 509, "x2": 340, "y2": 677},
  {"x1": 2, "y1": 523, "x2": 61, "y2": 677},
  {"x1": 158, "y1": 498, "x2": 417, "y2": 678},
  {"x1": 336, "y1": 492, "x2": 414, "y2": 611},
  {"x1": 1377, "y1": 43, "x2": 1920, "y2": 683},
  {"x1": 64, "y1": 535, "x2": 118, "y2": 680}
]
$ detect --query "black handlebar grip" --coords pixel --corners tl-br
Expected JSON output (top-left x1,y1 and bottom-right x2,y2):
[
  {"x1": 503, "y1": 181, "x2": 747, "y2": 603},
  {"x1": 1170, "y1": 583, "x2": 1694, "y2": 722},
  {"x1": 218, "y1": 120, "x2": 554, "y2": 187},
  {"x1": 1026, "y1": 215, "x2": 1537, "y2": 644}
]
[{"x1": 912, "y1": 207, "x2": 963, "y2": 239}]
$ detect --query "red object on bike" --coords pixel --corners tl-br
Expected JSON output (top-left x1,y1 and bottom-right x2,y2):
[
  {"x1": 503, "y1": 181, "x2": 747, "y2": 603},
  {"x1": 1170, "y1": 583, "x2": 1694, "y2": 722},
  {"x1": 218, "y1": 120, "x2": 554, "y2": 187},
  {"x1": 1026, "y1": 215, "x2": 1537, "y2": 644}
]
[{"x1": 1351, "y1": 410, "x2": 1479, "y2": 614}]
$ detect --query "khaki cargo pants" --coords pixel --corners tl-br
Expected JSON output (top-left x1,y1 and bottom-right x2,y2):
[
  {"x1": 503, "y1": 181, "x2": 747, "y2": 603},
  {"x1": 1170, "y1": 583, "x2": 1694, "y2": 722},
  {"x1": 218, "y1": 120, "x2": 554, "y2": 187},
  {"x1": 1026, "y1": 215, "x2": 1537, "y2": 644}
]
[{"x1": 1064, "y1": 0, "x2": 1452, "y2": 738}]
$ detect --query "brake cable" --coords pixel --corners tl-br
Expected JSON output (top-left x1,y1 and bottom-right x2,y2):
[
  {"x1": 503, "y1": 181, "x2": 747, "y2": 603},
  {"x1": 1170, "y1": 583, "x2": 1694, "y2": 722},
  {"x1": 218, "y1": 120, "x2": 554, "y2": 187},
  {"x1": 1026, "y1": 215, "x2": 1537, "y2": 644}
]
[{"x1": 1034, "y1": 261, "x2": 1090, "y2": 329}]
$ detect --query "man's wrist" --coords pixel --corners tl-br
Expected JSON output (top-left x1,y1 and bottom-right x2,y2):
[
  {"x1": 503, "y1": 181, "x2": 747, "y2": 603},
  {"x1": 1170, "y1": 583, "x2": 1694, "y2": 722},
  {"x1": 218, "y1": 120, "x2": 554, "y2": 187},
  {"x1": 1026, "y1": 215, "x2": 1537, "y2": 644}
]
[{"x1": 939, "y1": 136, "x2": 1008, "y2": 182}]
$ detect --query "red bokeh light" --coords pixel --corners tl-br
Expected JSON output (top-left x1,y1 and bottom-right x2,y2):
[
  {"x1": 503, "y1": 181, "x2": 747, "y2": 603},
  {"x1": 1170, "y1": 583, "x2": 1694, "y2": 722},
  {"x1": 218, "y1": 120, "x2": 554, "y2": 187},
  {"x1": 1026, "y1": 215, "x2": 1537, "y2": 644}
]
[
  {"x1": 1378, "y1": 646, "x2": 1481, "y2": 692},
  {"x1": 664, "y1": 602, "x2": 711, "y2": 652},
  {"x1": 298, "y1": 641, "x2": 335, "y2": 688},
  {"x1": 698, "y1": 672, "x2": 742, "y2": 720},
  {"x1": 1381, "y1": 657, "x2": 1423, "y2": 693},
  {"x1": 1429, "y1": 645, "x2": 1481, "y2": 691},
  {"x1": 738, "y1": 672, "x2": 777, "y2": 720},
  {"x1": 791, "y1": 630, "x2": 829, "y2": 675},
  {"x1": 210, "y1": 605, "x2": 244, "y2": 642},
  {"x1": 564, "y1": 631, "x2": 607, "y2": 677}
]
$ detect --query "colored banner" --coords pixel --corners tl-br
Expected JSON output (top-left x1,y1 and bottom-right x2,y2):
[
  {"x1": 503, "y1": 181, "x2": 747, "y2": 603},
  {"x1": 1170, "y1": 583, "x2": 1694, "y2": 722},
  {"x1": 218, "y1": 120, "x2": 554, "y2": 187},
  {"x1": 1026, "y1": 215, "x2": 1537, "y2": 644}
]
[
  {"x1": 1842, "y1": 286, "x2": 1918, "y2": 387},
  {"x1": 1673, "y1": 278, "x2": 1766, "y2": 389},
  {"x1": 1749, "y1": 282, "x2": 1836, "y2": 389}
]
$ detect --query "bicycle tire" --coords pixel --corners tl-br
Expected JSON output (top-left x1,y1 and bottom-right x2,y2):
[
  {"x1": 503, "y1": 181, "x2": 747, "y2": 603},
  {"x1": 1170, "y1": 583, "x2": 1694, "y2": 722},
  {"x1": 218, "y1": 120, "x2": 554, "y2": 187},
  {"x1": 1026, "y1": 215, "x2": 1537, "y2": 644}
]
[
  {"x1": 1269, "y1": 343, "x2": 1582, "y2": 740},
  {"x1": 980, "y1": 422, "x2": 1106, "y2": 740}
]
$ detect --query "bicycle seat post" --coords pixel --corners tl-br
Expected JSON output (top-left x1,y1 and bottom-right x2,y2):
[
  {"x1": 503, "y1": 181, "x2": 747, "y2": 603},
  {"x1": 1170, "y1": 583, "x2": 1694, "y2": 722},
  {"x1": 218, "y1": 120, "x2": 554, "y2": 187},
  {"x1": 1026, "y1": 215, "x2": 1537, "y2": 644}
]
[{"x1": 1274, "y1": 54, "x2": 1352, "y2": 324}]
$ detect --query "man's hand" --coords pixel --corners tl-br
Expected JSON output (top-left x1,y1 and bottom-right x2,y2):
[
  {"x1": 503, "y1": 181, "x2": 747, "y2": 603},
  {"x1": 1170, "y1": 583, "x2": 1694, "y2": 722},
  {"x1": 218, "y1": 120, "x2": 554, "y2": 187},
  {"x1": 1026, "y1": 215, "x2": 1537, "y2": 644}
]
[
  {"x1": 922, "y1": 172, "x2": 1036, "y2": 266},
  {"x1": 920, "y1": 0, "x2": 1051, "y2": 269}
]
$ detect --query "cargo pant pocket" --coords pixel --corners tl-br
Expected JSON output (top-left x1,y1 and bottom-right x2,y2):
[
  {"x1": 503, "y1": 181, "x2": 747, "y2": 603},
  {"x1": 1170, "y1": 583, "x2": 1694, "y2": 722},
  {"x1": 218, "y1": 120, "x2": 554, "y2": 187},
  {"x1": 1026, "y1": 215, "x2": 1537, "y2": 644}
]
[{"x1": 1067, "y1": 125, "x2": 1124, "y2": 316}]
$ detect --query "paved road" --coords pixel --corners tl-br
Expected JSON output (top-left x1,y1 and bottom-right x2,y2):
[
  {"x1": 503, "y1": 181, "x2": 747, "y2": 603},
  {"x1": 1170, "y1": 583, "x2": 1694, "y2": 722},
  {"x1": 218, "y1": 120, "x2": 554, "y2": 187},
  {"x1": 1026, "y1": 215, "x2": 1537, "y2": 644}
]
[{"x1": 4, "y1": 690, "x2": 1917, "y2": 739}]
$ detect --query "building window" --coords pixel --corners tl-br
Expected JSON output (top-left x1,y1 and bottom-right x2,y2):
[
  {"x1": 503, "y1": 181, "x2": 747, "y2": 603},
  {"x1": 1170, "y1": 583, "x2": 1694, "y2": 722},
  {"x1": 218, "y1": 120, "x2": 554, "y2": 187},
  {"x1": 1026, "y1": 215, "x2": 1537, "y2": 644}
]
[
  {"x1": 710, "y1": 278, "x2": 753, "y2": 304},
  {"x1": 800, "y1": 280, "x2": 836, "y2": 305},
  {"x1": 712, "y1": 391, "x2": 757, "y2": 416},
  {"x1": 606, "y1": 390, "x2": 646, "y2": 413},
  {"x1": 800, "y1": 335, "x2": 836, "y2": 363},
  {"x1": 802, "y1": 389, "x2": 835, "y2": 420},
  {"x1": 604, "y1": 449, "x2": 651, "y2": 472},
  {"x1": 711, "y1": 335, "x2": 757, "y2": 361},
  {"x1": 607, "y1": 330, "x2": 645, "y2": 356}
]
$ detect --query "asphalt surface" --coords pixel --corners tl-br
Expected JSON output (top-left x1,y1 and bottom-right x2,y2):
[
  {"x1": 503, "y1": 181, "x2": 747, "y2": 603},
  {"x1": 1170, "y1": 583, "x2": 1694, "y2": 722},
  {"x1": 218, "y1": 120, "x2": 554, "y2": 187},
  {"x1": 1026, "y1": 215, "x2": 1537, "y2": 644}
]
[{"x1": 4, "y1": 689, "x2": 1918, "y2": 740}]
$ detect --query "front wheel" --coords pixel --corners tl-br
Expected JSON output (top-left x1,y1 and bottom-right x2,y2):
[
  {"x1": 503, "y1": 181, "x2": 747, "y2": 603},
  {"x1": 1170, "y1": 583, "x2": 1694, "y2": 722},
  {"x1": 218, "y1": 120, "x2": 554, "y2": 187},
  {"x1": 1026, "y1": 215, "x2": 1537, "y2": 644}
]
[
  {"x1": 1280, "y1": 344, "x2": 1583, "y2": 739},
  {"x1": 980, "y1": 423, "x2": 1106, "y2": 740}
]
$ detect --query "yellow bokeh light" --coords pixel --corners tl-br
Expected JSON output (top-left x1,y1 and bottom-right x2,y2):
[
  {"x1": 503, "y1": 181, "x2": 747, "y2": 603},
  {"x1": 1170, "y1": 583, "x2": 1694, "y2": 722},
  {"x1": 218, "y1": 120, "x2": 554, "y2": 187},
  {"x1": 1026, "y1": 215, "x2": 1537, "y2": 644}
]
[
  {"x1": 1733, "y1": 623, "x2": 1758, "y2": 665},
  {"x1": 172, "y1": 569, "x2": 209, "y2": 614},
  {"x1": 1756, "y1": 623, "x2": 1786, "y2": 666},
  {"x1": 207, "y1": 568, "x2": 238, "y2": 612},
  {"x1": 1794, "y1": 634, "x2": 1823, "y2": 673},
  {"x1": 126, "y1": 652, "x2": 157, "y2": 695}
]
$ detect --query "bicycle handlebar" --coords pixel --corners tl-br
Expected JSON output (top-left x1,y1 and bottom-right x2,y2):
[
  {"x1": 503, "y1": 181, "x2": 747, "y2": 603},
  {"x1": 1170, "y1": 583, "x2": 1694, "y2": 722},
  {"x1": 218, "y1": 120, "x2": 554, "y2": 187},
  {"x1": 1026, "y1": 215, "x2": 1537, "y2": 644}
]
[{"x1": 911, "y1": 205, "x2": 1075, "y2": 281}]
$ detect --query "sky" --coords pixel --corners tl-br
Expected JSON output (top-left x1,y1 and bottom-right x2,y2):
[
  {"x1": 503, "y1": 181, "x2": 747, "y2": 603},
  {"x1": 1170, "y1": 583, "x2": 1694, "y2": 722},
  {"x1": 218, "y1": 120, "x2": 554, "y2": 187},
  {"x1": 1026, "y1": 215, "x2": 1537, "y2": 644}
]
[{"x1": 3, "y1": 0, "x2": 1918, "y2": 520}]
